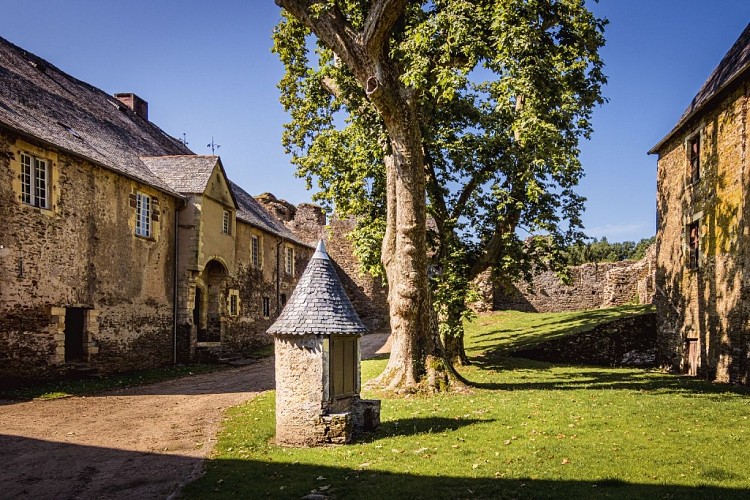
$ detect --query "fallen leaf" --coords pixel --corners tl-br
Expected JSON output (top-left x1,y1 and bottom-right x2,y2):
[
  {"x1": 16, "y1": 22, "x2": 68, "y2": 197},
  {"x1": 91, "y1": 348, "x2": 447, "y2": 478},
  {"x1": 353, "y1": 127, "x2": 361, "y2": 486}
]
[{"x1": 562, "y1": 458, "x2": 570, "y2": 465}]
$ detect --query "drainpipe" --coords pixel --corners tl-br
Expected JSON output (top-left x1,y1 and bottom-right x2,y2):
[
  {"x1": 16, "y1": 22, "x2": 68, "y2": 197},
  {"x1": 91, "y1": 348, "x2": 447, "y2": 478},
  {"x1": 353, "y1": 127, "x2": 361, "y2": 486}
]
[
  {"x1": 173, "y1": 197, "x2": 186, "y2": 365},
  {"x1": 276, "y1": 239, "x2": 282, "y2": 315}
]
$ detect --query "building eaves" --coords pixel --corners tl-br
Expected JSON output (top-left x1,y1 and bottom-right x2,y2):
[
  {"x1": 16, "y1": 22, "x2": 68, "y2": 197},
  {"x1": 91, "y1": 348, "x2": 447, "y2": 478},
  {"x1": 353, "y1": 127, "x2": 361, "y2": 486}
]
[{"x1": 649, "y1": 22, "x2": 750, "y2": 155}]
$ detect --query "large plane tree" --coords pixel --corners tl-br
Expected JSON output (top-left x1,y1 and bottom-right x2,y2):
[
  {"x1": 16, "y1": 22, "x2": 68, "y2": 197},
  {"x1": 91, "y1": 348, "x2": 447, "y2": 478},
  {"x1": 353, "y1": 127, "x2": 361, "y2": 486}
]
[{"x1": 273, "y1": 0, "x2": 606, "y2": 388}]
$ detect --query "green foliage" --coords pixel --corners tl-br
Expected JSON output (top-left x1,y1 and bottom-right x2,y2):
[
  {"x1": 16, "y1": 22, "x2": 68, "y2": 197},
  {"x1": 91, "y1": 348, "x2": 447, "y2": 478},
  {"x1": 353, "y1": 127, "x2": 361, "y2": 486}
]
[
  {"x1": 565, "y1": 236, "x2": 655, "y2": 266},
  {"x1": 273, "y1": 1, "x2": 607, "y2": 356},
  {"x1": 185, "y1": 307, "x2": 750, "y2": 499}
]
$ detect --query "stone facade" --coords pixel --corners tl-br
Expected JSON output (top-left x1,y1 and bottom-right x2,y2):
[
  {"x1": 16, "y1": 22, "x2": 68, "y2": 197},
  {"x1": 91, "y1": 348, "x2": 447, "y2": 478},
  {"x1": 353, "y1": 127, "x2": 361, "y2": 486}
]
[
  {"x1": 0, "y1": 133, "x2": 180, "y2": 381},
  {"x1": 651, "y1": 25, "x2": 750, "y2": 384},
  {"x1": 482, "y1": 245, "x2": 656, "y2": 313}
]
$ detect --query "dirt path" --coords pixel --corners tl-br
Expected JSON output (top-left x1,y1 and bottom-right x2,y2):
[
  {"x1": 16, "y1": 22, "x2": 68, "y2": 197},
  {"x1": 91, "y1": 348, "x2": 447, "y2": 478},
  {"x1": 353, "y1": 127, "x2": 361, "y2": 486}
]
[{"x1": 0, "y1": 333, "x2": 390, "y2": 500}]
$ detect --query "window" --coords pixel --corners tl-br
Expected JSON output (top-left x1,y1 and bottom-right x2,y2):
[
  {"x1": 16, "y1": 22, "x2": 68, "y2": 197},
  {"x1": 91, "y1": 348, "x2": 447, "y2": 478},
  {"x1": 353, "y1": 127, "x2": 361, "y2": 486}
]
[
  {"x1": 689, "y1": 135, "x2": 700, "y2": 184},
  {"x1": 222, "y1": 209, "x2": 231, "y2": 234},
  {"x1": 251, "y1": 234, "x2": 261, "y2": 269},
  {"x1": 688, "y1": 220, "x2": 700, "y2": 270},
  {"x1": 20, "y1": 153, "x2": 49, "y2": 209},
  {"x1": 135, "y1": 192, "x2": 151, "y2": 237},
  {"x1": 284, "y1": 246, "x2": 294, "y2": 275},
  {"x1": 280, "y1": 293, "x2": 287, "y2": 307},
  {"x1": 229, "y1": 292, "x2": 238, "y2": 316},
  {"x1": 262, "y1": 297, "x2": 270, "y2": 318}
]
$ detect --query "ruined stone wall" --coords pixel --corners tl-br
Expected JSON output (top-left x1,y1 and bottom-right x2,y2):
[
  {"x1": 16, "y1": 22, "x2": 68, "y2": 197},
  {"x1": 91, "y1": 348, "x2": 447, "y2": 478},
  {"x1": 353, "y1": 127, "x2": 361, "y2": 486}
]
[
  {"x1": 0, "y1": 132, "x2": 179, "y2": 381},
  {"x1": 487, "y1": 246, "x2": 656, "y2": 314},
  {"x1": 256, "y1": 197, "x2": 390, "y2": 333},
  {"x1": 655, "y1": 82, "x2": 750, "y2": 384}
]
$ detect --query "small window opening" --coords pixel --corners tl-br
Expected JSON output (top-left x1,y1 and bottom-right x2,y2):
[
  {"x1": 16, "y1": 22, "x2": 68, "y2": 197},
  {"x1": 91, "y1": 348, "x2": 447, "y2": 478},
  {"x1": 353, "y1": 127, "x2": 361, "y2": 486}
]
[
  {"x1": 688, "y1": 220, "x2": 700, "y2": 270},
  {"x1": 689, "y1": 135, "x2": 700, "y2": 184},
  {"x1": 262, "y1": 297, "x2": 270, "y2": 318}
]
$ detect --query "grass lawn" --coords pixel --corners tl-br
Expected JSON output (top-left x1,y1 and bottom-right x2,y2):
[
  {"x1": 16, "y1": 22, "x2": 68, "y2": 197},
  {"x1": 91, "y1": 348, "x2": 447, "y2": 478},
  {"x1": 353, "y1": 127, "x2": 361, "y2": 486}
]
[{"x1": 183, "y1": 305, "x2": 750, "y2": 499}]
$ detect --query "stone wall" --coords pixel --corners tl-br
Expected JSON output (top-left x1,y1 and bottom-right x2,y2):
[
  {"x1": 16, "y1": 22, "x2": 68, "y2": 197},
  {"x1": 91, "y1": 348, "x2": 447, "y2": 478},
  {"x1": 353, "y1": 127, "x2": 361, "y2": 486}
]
[
  {"x1": 511, "y1": 312, "x2": 657, "y2": 367},
  {"x1": 0, "y1": 132, "x2": 179, "y2": 381},
  {"x1": 485, "y1": 245, "x2": 656, "y2": 313}
]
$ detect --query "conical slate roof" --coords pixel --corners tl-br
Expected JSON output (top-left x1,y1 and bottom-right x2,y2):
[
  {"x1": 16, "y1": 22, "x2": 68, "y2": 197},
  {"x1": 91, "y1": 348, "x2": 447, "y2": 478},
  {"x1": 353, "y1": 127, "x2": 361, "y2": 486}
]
[{"x1": 267, "y1": 241, "x2": 367, "y2": 335}]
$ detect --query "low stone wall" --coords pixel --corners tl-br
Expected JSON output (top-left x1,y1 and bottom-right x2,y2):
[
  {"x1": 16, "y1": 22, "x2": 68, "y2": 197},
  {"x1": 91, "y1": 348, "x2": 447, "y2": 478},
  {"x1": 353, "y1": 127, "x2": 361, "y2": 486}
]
[
  {"x1": 479, "y1": 245, "x2": 656, "y2": 313},
  {"x1": 511, "y1": 312, "x2": 656, "y2": 367}
]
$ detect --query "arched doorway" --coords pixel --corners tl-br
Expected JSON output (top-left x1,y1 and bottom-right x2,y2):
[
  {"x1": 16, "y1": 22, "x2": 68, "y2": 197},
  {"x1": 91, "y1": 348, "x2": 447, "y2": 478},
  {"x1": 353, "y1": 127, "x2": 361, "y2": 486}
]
[{"x1": 200, "y1": 259, "x2": 228, "y2": 343}]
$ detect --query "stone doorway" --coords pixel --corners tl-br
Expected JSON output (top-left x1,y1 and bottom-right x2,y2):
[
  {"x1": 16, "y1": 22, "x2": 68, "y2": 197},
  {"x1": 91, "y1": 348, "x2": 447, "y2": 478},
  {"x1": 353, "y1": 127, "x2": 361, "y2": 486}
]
[
  {"x1": 197, "y1": 259, "x2": 227, "y2": 344},
  {"x1": 64, "y1": 307, "x2": 86, "y2": 362}
]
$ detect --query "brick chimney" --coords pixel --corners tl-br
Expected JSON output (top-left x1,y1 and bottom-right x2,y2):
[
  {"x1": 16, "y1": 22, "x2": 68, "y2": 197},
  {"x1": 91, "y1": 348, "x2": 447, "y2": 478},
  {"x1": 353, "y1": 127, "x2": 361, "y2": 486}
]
[{"x1": 114, "y1": 93, "x2": 148, "y2": 121}]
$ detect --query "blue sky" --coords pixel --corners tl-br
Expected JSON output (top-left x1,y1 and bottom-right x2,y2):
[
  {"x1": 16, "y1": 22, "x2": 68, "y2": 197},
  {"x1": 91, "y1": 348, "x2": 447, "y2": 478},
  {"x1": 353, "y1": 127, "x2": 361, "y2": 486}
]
[{"x1": 2, "y1": 1, "x2": 749, "y2": 242}]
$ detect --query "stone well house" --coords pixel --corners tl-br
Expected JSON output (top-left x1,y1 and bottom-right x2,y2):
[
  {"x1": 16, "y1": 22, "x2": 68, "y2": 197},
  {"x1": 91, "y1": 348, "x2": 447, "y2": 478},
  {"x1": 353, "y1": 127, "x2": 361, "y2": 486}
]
[
  {"x1": 650, "y1": 23, "x2": 750, "y2": 383},
  {"x1": 0, "y1": 36, "x2": 310, "y2": 381}
]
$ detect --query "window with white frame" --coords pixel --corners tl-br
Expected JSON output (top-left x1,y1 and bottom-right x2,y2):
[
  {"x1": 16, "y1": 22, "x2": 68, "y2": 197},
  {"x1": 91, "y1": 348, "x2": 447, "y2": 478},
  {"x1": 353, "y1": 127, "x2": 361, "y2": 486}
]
[
  {"x1": 285, "y1": 245, "x2": 294, "y2": 275},
  {"x1": 20, "y1": 153, "x2": 49, "y2": 209},
  {"x1": 135, "y1": 192, "x2": 152, "y2": 238},
  {"x1": 222, "y1": 209, "x2": 231, "y2": 234},
  {"x1": 251, "y1": 234, "x2": 261, "y2": 269}
]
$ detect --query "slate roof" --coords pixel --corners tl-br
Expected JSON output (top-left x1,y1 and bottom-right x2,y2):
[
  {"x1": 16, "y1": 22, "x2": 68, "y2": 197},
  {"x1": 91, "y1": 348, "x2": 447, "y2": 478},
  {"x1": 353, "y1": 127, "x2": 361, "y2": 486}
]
[
  {"x1": 268, "y1": 241, "x2": 367, "y2": 335},
  {"x1": 141, "y1": 156, "x2": 219, "y2": 194},
  {"x1": 650, "y1": 22, "x2": 750, "y2": 154},
  {"x1": 230, "y1": 180, "x2": 311, "y2": 247},
  {"x1": 0, "y1": 36, "x2": 191, "y2": 195}
]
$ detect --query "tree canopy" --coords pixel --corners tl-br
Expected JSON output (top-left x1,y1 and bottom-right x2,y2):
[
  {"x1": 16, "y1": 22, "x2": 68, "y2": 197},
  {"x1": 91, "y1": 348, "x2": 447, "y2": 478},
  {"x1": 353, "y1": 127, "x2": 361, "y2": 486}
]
[{"x1": 273, "y1": 0, "x2": 607, "y2": 385}]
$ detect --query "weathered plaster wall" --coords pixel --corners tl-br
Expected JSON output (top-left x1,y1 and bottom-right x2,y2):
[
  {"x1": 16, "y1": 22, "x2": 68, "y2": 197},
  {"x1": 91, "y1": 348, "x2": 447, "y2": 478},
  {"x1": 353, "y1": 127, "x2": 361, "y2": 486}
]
[
  {"x1": 0, "y1": 132, "x2": 179, "y2": 380},
  {"x1": 486, "y1": 246, "x2": 656, "y2": 314},
  {"x1": 655, "y1": 82, "x2": 750, "y2": 384}
]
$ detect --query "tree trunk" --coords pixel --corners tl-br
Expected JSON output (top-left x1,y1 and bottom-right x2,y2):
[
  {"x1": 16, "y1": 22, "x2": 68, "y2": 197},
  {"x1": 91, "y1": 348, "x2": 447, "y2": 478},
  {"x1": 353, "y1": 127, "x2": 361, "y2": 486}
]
[{"x1": 369, "y1": 94, "x2": 454, "y2": 391}]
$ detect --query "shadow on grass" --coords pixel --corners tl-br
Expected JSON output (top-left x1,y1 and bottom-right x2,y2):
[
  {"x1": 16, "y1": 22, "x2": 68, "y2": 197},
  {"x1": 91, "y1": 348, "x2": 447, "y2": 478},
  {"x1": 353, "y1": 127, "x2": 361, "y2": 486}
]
[
  {"x1": 359, "y1": 417, "x2": 493, "y2": 442},
  {"x1": 467, "y1": 306, "x2": 653, "y2": 355},
  {"x1": 467, "y1": 354, "x2": 750, "y2": 398},
  {"x1": 184, "y1": 457, "x2": 750, "y2": 499}
]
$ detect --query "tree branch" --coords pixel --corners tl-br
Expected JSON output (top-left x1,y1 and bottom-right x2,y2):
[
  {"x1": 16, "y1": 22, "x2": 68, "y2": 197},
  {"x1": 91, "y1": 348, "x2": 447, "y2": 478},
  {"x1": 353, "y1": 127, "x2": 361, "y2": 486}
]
[
  {"x1": 361, "y1": 0, "x2": 408, "y2": 55},
  {"x1": 276, "y1": 0, "x2": 365, "y2": 77},
  {"x1": 449, "y1": 162, "x2": 498, "y2": 221}
]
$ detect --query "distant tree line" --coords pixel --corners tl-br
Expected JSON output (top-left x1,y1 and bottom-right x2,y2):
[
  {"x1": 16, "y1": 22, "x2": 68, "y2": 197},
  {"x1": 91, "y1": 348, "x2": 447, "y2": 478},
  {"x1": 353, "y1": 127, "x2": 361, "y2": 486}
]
[{"x1": 565, "y1": 236, "x2": 655, "y2": 266}]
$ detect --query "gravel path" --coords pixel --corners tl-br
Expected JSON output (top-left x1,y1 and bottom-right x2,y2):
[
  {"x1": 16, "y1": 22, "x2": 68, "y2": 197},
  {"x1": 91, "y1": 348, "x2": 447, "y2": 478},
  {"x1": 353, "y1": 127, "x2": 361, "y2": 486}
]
[{"x1": 0, "y1": 333, "x2": 390, "y2": 499}]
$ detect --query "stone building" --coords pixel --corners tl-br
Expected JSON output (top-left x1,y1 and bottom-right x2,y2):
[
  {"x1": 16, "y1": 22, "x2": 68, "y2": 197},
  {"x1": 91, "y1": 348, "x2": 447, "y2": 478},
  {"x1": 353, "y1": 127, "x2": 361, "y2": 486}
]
[
  {"x1": 650, "y1": 23, "x2": 750, "y2": 383},
  {"x1": 0, "y1": 36, "x2": 310, "y2": 382}
]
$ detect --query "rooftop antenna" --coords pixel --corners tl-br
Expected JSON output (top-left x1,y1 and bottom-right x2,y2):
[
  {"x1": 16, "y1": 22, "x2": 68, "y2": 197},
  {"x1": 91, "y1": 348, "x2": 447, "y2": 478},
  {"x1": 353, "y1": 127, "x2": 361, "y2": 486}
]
[
  {"x1": 207, "y1": 137, "x2": 221, "y2": 155},
  {"x1": 178, "y1": 133, "x2": 188, "y2": 146}
]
